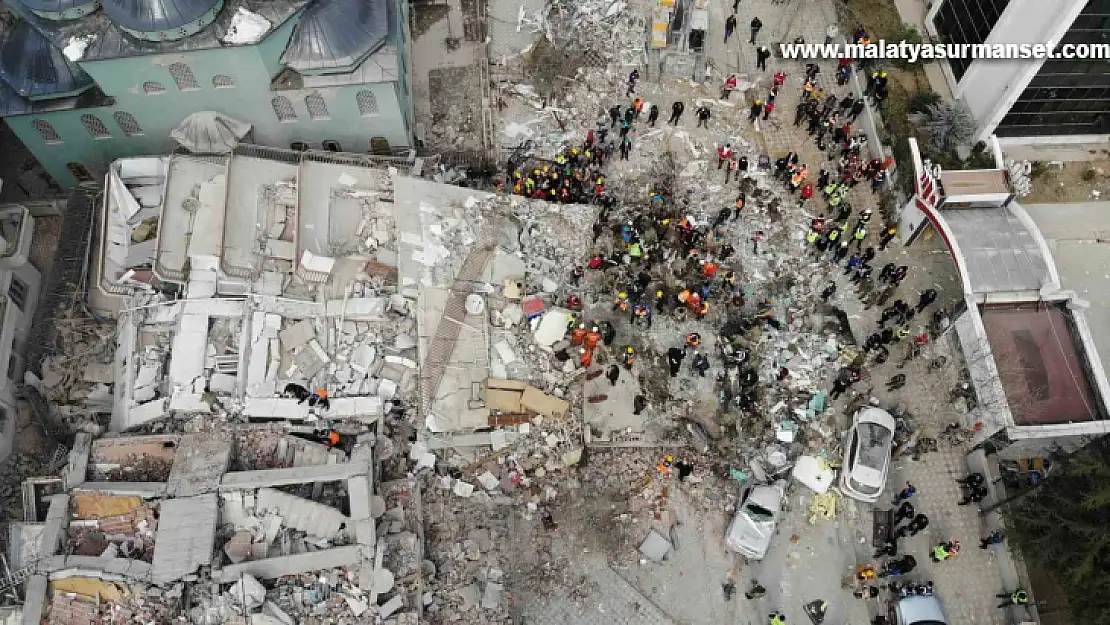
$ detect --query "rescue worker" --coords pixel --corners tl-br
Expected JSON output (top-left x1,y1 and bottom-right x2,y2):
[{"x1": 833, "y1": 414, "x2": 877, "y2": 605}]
[
  {"x1": 692, "y1": 351, "x2": 710, "y2": 376},
  {"x1": 584, "y1": 326, "x2": 602, "y2": 351},
  {"x1": 622, "y1": 346, "x2": 636, "y2": 370},
  {"x1": 315, "y1": 429, "x2": 342, "y2": 448},
  {"x1": 996, "y1": 589, "x2": 1029, "y2": 609},
  {"x1": 930, "y1": 541, "x2": 956, "y2": 562},
  {"x1": 658, "y1": 455, "x2": 675, "y2": 473},
  {"x1": 632, "y1": 303, "x2": 653, "y2": 327},
  {"x1": 686, "y1": 332, "x2": 702, "y2": 348},
  {"x1": 667, "y1": 347, "x2": 686, "y2": 377},
  {"x1": 769, "y1": 613, "x2": 786, "y2": 625},
  {"x1": 579, "y1": 347, "x2": 593, "y2": 368},
  {"x1": 307, "y1": 388, "x2": 329, "y2": 410},
  {"x1": 613, "y1": 291, "x2": 629, "y2": 311},
  {"x1": 606, "y1": 364, "x2": 620, "y2": 386},
  {"x1": 571, "y1": 323, "x2": 587, "y2": 346}
]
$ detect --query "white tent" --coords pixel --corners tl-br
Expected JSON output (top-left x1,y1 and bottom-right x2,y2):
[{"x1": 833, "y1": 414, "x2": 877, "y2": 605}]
[{"x1": 171, "y1": 111, "x2": 252, "y2": 154}]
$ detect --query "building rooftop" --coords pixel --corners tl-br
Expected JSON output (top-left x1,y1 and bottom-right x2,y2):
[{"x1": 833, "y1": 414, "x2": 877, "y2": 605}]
[
  {"x1": 6, "y1": 0, "x2": 307, "y2": 61},
  {"x1": 0, "y1": 19, "x2": 93, "y2": 99},
  {"x1": 1022, "y1": 201, "x2": 1110, "y2": 371},
  {"x1": 280, "y1": 0, "x2": 389, "y2": 72},
  {"x1": 938, "y1": 169, "x2": 1011, "y2": 198},
  {"x1": 941, "y1": 206, "x2": 1053, "y2": 294},
  {"x1": 979, "y1": 304, "x2": 1102, "y2": 426}
]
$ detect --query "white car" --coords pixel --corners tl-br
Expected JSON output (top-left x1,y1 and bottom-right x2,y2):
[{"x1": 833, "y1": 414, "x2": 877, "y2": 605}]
[
  {"x1": 839, "y1": 407, "x2": 897, "y2": 503},
  {"x1": 725, "y1": 481, "x2": 787, "y2": 560}
]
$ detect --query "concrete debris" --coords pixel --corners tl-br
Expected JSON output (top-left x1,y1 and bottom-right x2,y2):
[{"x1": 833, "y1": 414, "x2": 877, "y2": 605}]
[
  {"x1": 638, "y1": 529, "x2": 673, "y2": 562},
  {"x1": 228, "y1": 573, "x2": 267, "y2": 610}
]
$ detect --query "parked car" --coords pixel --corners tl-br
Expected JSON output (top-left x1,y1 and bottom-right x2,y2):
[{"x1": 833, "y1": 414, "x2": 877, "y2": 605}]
[
  {"x1": 840, "y1": 406, "x2": 897, "y2": 502},
  {"x1": 725, "y1": 481, "x2": 787, "y2": 559},
  {"x1": 893, "y1": 594, "x2": 947, "y2": 625}
]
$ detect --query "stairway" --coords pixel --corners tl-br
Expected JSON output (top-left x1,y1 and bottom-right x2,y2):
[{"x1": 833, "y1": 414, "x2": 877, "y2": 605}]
[{"x1": 419, "y1": 226, "x2": 498, "y2": 415}]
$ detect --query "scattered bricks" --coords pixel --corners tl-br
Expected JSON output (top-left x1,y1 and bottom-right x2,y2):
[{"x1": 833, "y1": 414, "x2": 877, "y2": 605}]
[
  {"x1": 48, "y1": 594, "x2": 99, "y2": 625},
  {"x1": 488, "y1": 413, "x2": 532, "y2": 427},
  {"x1": 98, "y1": 513, "x2": 138, "y2": 534}
]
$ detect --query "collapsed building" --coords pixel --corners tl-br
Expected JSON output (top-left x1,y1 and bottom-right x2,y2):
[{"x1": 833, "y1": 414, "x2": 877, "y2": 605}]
[
  {"x1": 8, "y1": 114, "x2": 878, "y2": 622},
  {"x1": 11, "y1": 428, "x2": 397, "y2": 624}
]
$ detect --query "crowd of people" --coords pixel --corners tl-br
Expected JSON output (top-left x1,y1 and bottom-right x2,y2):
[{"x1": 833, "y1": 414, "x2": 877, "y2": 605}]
[{"x1": 491, "y1": 8, "x2": 1033, "y2": 619}]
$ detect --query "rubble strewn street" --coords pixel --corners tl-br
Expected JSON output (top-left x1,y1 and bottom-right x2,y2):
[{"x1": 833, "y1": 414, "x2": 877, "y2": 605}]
[{"x1": 0, "y1": 0, "x2": 1030, "y2": 622}]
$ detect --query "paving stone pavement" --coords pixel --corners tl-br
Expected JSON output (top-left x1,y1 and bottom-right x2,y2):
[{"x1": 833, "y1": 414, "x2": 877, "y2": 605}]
[{"x1": 888, "y1": 446, "x2": 1009, "y2": 625}]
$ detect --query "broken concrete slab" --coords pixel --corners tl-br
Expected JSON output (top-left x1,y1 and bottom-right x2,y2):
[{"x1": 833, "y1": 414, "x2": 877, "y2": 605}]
[
  {"x1": 278, "y1": 319, "x2": 315, "y2": 350},
  {"x1": 220, "y1": 462, "x2": 369, "y2": 490},
  {"x1": 532, "y1": 310, "x2": 570, "y2": 347},
  {"x1": 638, "y1": 529, "x2": 673, "y2": 562},
  {"x1": 519, "y1": 385, "x2": 570, "y2": 419},
  {"x1": 255, "y1": 487, "x2": 347, "y2": 540},
  {"x1": 379, "y1": 594, "x2": 405, "y2": 619},
  {"x1": 456, "y1": 583, "x2": 480, "y2": 611},
  {"x1": 482, "y1": 582, "x2": 504, "y2": 609},
  {"x1": 228, "y1": 573, "x2": 266, "y2": 610},
  {"x1": 215, "y1": 546, "x2": 363, "y2": 583}
]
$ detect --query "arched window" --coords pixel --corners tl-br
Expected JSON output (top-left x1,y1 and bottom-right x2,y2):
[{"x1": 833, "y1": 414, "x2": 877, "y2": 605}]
[
  {"x1": 143, "y1": 81, "x2": 166, "y2": 94},
  {"x1": 67, "y1": 163, "x2": 94, "y2": 183},
  {"x1": 211, "y1": 74, "x2": 235, "y2": 88},
  {"x1": 322, "y1": 140, "x2": 341, "y2": 152},
  {"x1": 81, "y1": 114, "x2": 111, "y2": 139},
  {"x1": 169, "y1": 63, "x2": 198, "y2": 90},
  {"x1": 305, "y1": 92, "x2": 329, "y2": 119},
  {"x1": 290, "y1": 141, "x2": 309, "y2": 152},
  {"x1": 272, "y1": 96, "x2": 297, "y2": 122},
  {"x1": 113, "y1": 111, "x2": 143, "y2": 136},
  {"x1": 32, "y1": 119, "x2": 61, "y2": 143},
  {"x1": 356, "y1": 90, "x2": 379, "y2": 117}
]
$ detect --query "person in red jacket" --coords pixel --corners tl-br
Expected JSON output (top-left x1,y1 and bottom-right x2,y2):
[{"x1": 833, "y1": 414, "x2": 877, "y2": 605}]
[{"x1": 717, "y1": 143, "x2": 734, "y2": 169}]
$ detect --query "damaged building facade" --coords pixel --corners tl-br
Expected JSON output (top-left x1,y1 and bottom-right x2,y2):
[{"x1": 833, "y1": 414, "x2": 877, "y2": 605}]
[
  {"x1": 0, "y1": 0, "x2": 414, "y2": 189},
  {"x1": 0, "y1": 205, "x2": 42, "y2": 462}
]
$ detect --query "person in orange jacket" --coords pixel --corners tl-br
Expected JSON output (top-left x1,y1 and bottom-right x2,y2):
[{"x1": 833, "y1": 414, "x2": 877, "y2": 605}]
[
  {"x1": 583, "y1": 327, "x2": 602, "y2": 351},
  {"x1": 571, "y1": 324, "x2": 588, "y2": 346},
  {"x1": 579, "y1": 348, "x2": 593, "y2": 368}
]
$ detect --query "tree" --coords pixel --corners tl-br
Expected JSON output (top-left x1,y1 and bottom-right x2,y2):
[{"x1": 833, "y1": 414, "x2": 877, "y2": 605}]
[
  {"x1": 908, "y1": 101, "x2": 975, "y2": 154},
  {"x1": 890, "y1": 25, "x2": 925, "y2": 69},
  {"x1": 908, "y1": 90, "x2": 941, "y2": 115},
  {"x1": 1004, "y1": 438, "x2": 1110, "y2": 624}
]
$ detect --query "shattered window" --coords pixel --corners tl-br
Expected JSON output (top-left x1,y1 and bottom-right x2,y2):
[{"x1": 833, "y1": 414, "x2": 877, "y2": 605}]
[
  {"x1": 744, "y1": 503, "x2": 775, "y2": 521},
  {"x1": 858, "y1": 422, "x2": 892, "y2": 470}
]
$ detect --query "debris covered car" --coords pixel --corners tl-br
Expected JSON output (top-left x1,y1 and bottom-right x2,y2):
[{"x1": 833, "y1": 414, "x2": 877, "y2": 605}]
[
  {"x1": 725, "y1": 480, "x2": 787, "y2": 559},
  {"x1": 840, "y1": 406, "x2": 897, "y2": 502}
]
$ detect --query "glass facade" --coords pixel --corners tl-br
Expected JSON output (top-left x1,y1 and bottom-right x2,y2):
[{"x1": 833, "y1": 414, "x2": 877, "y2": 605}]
[
  {"x1": 934, "y1": 0, "x2": 1012, "y2": 81},
  {"x1": 996, "y1": 0, "x2": 1110, "y2": 137}
]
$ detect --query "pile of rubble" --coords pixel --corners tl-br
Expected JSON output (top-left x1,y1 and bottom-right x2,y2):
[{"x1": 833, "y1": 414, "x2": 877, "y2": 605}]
[{"x1": 34, "y1": 310, "x2": 117, "y2": 435}]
